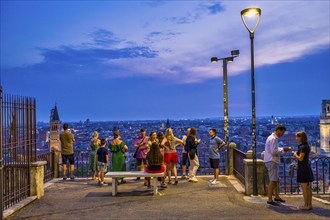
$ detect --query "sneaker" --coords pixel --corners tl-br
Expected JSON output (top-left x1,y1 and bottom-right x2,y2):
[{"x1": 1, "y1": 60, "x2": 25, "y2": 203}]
[
  {"x1": 267, "y1": 201, "x2": 280, "y2": 206},
  {"x1": 174, "y1": 180, "x2": 178, "y2": 185},
  {"x1": 62, "y1": 176, "x2": 67, "y2": 180},
  {"x1": 102, "y1": 182, "x2": 108, "y2": 186},
  {"x1": 189, "y1": 177, "x2": 198, "y2": 183},
  {"x1": 274, "y1": 198, "x2": 286, "y2": 203},
  {"x1": 181, "y1": 175, "x2": 187, "y2": 179},
  {"x1": 299, "y1": 205, "x2": 312, "y2": 211},
  {"x1": 208, "y1": 178, "x2": 215, "y2": 183},
  {"x1": 210, "y1": 179, "x2": 219, "y2": 185},
  {"x1": 70, "y1": 176, "x2": 75, "y2": 180},
  {"x1": 161, "y1": 183, "x2": 167, "y2": 188},
  {"x1": 135, "y1": 177, "x2": 141, "y2": 181}
]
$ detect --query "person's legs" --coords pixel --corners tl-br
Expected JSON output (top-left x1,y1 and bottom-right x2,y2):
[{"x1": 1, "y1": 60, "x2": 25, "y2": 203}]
[
  {"x1": 214, "y1": 168, "x2": 219, "y2": 181},
  {"x1": 101, "y1": 172, "x2": 105, "y2": 182},
  {"x1": 192, "y1": 156, "x2": 199, "y2": 176},
  {"x1": 167, "y1": 162, "x2": 172, "y2": 183},
  {"x1": 70, "y1": 164, "x2": 74, "y2": 177},
  {"x1": 172, "y1": 163, "x2": 177, "y2": 182},
  {"x1": 62, "y1": 164, "x2": 67, "y2": 178},
  {"x1": 300, "y1": 183, "x2": 308, "y2": 207},
  {"x1": 274, "y1": 181, "x2": 280, "y2": 199},
  {"x1": 307, "y1": 182, "x2": 313, "y2": 207},
  {"x1": 268, "y1": 181, "x2": 274, "y2": 202}
]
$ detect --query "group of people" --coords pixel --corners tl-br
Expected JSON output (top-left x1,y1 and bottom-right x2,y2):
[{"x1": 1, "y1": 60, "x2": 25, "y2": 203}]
[
  {"x1": 86, "y1": 127, "x2": 225, "y2": 188},
  {"x1": 60, "y1": 123, "x2": 315, "y2": 210}
]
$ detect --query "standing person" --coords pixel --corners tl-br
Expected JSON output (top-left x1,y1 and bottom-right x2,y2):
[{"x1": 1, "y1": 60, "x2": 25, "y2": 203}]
[
  {"x1": 145, "y1": 141, "x2": 165, "y2": 189},
  {"x1": 186, "y1": 127, "x2": 200, "y2": 183},
  {"x1": 96, "y1": 139, "x2": 109, "y2": 186},
  {"x1": 109, "y1": 131, "x2": 128, "y2": 184},
  {"x1": 134, "y1": 128, "x2": 149, "y2": 183},
  {"x1": 60, "y1": 123, "x2": 75, "y2": 180},
  {"x1": 264, "y1": 124, "x2": 288, "y2": 206},
  {"x1": 162, "y1": 128, "x2": 184, "y2": 185},
  {"x1": 89, "y1": 131, "x2": 100, "y2": 180},
  {"x1": 157, "y1": 132, "x2": 167, "y2": 188},
  {"x1": 208, "y1": 129, "x2": 226, "y2": 185},
  {"x1": 181, "y1": 128, "x2": 191, "y2": 179},
  {"x1": 293, "y1": 131, "x2": 314, "y2": 210}
]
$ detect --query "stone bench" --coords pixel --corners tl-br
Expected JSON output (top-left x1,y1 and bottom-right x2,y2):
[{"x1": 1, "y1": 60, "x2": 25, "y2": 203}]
[{"x1": 105, "y1": 171, "x2": 164, "y2": 196}]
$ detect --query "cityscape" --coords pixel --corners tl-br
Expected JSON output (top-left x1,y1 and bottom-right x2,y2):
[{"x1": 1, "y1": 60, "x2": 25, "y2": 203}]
[{"x1": 1, "y1": 1, "x2": 329, "y2": 219}]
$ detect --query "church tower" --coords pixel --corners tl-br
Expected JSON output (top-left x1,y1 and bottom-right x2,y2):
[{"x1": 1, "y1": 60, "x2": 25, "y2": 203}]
[
  {"x1": 320, "y1": 100, "x2": 330, "y2": 156},
  {"x1": 49, "y1": 104, "x2": 61, "y2": 152}
]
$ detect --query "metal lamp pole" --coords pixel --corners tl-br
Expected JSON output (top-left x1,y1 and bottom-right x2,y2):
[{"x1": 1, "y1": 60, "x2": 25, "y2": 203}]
[
  {"x1": 241, "y1": 7, "x2": 261, "y2": 196},
  {"x1": 211, "y1": 50, "x2": 239, "y2": 175}
]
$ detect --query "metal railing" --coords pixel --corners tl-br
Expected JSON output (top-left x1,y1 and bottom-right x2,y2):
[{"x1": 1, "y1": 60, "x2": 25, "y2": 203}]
[
  {"x1": 233, "y1": 148, "x2": 246, "y2": 185},
  {"x1": 36, "y1": 152, "x2": 54, "y2": 183},
  {"x1": 58, "y1": 145, "x2": 227, "y2": 178},
  {"x1": 1, "y1": 92, "x2": 37, "y2": 213},
  {"x1": 280, "y1": 155, "x2": 330, "y2": 195}
]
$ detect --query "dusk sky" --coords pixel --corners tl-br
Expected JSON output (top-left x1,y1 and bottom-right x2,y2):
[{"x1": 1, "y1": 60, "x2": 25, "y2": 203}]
[{"x1": 1, "y1": 0, "x2": 329, "y2": 122}]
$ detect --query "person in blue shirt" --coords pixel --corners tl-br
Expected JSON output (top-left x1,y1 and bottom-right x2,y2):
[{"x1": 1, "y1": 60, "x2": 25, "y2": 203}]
[
  {"x1": 96, "y1": 139, "x2": 109, "y2": 186},
  {"x1": 208, "y1": 129, "x2": 225, "y2": 185}
]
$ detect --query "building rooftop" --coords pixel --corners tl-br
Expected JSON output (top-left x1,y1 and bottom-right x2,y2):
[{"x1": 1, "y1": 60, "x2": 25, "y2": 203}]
[{"x1": 7, "y1": 176, "x2": 330, "y2": 220}]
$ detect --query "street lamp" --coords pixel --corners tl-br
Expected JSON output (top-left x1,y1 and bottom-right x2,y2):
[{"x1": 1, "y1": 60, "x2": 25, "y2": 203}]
[
  {"x1": 241, "y1": 7, "x2": 261, "y2": 196},
  {"x1": 211, "y1": 50, "x2": 239, "y2": 175}
]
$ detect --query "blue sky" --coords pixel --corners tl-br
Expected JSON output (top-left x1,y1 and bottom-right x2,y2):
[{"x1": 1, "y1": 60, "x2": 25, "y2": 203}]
[{"x1": 1, "y1": 0, "x2": 329, "y2": 122}]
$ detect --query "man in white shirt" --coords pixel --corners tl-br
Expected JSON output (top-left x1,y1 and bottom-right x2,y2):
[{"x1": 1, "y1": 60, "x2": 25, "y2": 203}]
[{"x1": 264, "y1": 124, "x2": 287, "y2": 206}]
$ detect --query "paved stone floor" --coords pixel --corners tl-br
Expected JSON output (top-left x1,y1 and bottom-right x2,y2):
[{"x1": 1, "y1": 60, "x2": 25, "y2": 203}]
[{"x1": 7, "y1": 176, "x2": 330, "y2": 220}]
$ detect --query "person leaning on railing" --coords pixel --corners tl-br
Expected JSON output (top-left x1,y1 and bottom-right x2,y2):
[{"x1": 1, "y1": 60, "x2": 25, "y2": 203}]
[{"x1": 293, "y1": 131, "x2": 314, "y2": 211}]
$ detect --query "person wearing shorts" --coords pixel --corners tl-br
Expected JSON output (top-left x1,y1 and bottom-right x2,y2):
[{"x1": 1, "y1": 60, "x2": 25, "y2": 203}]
[
  {"x1": 208, "y1": 129, "x2": 225, "y2": 185},
  {"x1": 60, "y1": 123, "x2": 75, "y2": 180},
  {"x1": 161, "y1": 128, "x2": 184, "y2": 185},
  {"x1": 96, "y1": 139, "x2": 109, "y2": 186},
  {"x1": 264, "y1": 124, "x2": 287, "y2": 206},
  {"x1": 181, "y1": 128, "x2": 190, "y2": 179},
  {"x1": 134, "y1": 128, "x2": 149, "y2": 183}
]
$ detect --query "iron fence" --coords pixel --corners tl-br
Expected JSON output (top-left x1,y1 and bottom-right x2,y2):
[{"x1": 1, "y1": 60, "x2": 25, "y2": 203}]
[
  {"x1": 280, "y1": 155, "x2": 330, "y2": 195},
  {"x1": 233, "y1": 148, "x2": 246, "y2": 185},
  {"x1": 1, "y1": 91, "x2": 37, "y2": 213}
]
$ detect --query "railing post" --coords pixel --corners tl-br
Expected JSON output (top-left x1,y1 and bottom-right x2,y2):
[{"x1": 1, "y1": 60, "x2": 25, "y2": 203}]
[
  {"x1": 52, "y1": 149, "x2": 59, "y2": 178},
  {"x1": 244, "y1": 150, "x2": 266, "y2": 195},
  {"x1": 229, "y1": 142, "x2": 236, "y2": 175}
]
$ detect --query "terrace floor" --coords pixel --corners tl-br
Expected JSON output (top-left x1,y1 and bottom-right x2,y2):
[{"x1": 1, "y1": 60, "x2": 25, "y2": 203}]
[{"x1": 7, "y1": 175, "x2": 330, "y2": 220}]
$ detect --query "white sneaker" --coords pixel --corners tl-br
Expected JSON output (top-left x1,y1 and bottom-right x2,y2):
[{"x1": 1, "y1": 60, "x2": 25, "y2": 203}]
[
  {"x1": 208, "y1": 178, "x2": 215, "y2": 183},
  {"x1": 190, "y1": 177, "x2": 198, "y2": 183},
  {"x1": 210, "y1": 179, "x2": 219, "y2": 185}
]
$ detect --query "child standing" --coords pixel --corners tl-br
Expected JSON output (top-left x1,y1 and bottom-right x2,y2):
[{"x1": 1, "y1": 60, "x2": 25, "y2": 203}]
[{"x1": 96, "y1": 139, "x2": 109, "y2": 186}]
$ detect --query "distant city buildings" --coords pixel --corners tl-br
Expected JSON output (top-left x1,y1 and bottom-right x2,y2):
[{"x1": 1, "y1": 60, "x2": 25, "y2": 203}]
[{"x1": 320, "y1": 100, "x2": 330, "y2": 156}]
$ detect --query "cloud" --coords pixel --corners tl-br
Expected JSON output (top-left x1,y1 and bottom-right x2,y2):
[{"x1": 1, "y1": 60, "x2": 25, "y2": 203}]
[
  {"x1": 206, "y1": 2, "x2": 225, "y2": 14},
  {"x1": 2, "y1": 1, "x2": 329, "y2": 84}
]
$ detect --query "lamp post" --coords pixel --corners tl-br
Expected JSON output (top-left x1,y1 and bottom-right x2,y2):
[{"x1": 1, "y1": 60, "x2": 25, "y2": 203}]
[
  {"x1": 241, "y1": 7, "x2": 261, "y2": 196},
  {"x1": 211, "y1": 50, "x2": 239, "y2": 175}
]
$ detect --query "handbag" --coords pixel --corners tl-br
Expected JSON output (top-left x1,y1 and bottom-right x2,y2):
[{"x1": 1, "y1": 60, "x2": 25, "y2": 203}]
[{"x1": 133, "y1": 137, "x2": 145, "y2": 158}]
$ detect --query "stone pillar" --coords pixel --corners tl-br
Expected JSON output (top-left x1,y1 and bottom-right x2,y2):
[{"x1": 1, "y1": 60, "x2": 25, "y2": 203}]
[
  {"x1": 30, "y1": 161, "x2": 47, "y2": 199},
  {"x1": 229, "y1": 142, "x2": 236, "y2": 175},
  {"x1": 243, "y1": 152, "x2": 266, "y2": 195},
  {"x1": 53, "y1": 150, "x2": 60, "y2": 178}
]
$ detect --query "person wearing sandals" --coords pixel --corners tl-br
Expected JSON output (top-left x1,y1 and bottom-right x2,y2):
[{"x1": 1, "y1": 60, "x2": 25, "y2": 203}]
[
  {"x1": 293, "y1": 131, "x2": 314, "y2": 211},
  {"x1": 109, "y1": 131, "x2": 128, "y2": 185},
  {"x1": 157, "y1": 132, "x2": 167, "y2": 188},
  {"x1": 96, "y1": 139, "x2": 109, "y2": 186},
  {"x1": 146, "y1": 142, "x2": 165, "y2": 189},
  {"x1": 89, "y1": 131, "x2": 100, "y2": 180},
  {"x1": 161, "y1": 128, "x2": 184, "y2": 185}
]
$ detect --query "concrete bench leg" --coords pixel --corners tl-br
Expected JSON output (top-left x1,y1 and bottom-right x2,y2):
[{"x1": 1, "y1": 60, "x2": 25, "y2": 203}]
[
  {"x1": 112, "y1": 178, "x2": 117, "y2": 196},
  {"x1": 153, "y1": 177, "x2": 158, "y2": 196}
]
